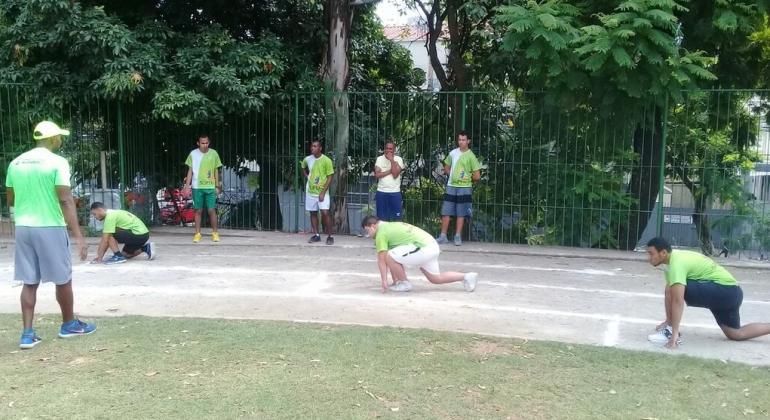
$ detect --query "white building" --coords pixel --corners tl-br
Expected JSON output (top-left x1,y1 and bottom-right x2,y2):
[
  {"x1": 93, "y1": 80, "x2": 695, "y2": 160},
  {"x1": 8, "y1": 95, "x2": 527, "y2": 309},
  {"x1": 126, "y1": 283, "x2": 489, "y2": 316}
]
[{"x1": 383, "y1": 25, "x2": 447, "y2": 91}]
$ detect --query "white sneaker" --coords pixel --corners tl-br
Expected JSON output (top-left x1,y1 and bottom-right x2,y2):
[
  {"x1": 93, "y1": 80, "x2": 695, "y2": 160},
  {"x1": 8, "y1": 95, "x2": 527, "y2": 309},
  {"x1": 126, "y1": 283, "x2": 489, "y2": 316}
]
[
  {"x1": 647, "y1": 325, "x2": 682, "y2": 345},
  {"x1": 390, "y1": 281, "x2": 412, "y2": 292},
  {"x1": 463, "y1": 272, "x2": 478, "y2": 292}
]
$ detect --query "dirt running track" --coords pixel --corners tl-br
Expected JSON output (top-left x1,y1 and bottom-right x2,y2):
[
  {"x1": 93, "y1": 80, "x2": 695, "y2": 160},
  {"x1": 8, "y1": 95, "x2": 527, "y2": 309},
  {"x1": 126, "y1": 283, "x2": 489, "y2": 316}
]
[{"x1": 2, "y1": 228, "x2": 769, "y2": 365}]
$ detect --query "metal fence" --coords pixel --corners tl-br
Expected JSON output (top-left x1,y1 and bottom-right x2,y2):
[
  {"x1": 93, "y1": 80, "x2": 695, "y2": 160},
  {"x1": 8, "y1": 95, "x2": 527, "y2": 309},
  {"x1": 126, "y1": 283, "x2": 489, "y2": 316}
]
[{"x1": 1, "y1": 86, "x2": 769, "y2": 260}]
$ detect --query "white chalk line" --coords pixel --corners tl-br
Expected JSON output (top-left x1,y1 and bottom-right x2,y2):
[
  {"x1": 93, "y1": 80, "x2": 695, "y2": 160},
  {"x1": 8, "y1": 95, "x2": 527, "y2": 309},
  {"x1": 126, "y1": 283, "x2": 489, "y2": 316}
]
[
  {"x1": 603, "y1": 315, "x2": 621, "y2": 346},
  {"x1": 20, "y1": 281, "x2": 721, "y2": 332},
  {"x1": 483, "y1": 281, "x2": 770, "y2": 305},
  {"x1": 47, "y1": 263, "x2": 769, "y2": 306},
  {"x1": 3, "y1": 263, "x2": 768, "y2": 306}
]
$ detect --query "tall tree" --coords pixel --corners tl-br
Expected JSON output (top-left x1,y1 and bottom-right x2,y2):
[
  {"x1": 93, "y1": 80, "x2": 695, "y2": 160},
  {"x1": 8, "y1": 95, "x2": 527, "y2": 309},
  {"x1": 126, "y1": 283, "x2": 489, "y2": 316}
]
[{"x1": 492, "y1": 0, "x2": 717, "y2": 249}]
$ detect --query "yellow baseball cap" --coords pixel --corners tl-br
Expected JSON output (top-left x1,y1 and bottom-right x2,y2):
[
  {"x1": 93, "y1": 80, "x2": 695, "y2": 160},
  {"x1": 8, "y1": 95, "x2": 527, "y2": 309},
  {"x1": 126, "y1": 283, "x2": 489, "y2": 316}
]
[{"x1": 33, "y1": 121, "x2": 70, "y2": 140}]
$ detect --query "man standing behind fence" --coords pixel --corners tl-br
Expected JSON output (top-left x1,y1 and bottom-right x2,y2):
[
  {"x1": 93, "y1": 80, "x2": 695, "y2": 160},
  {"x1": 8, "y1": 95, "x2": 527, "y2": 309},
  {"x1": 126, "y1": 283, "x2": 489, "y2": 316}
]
[
  {"x1": 6, "y1": 120, "x2": 96, "y2": 349},
  {"x1": 302, "y1": 140, "x2": 335, "y2": 245},
  {"x1": 184, "y1": 134, "x2": 222, "y2": 243},
  {"x1": 437, "y1": 130, "x2": 481, "y2": 246},
  {"x1": 374, "y1": 141, "x2": 405, "y2": 221}
]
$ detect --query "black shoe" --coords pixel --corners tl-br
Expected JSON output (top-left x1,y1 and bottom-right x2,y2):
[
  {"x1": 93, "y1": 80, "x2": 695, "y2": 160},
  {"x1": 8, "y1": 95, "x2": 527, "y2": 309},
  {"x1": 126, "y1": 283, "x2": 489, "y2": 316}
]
[
  {"x1": 308, "y1": 234, "x2": 321, "y2": 243},
  {"x1": 326, "y1": 236, "x2": 334, "y2": 245}
]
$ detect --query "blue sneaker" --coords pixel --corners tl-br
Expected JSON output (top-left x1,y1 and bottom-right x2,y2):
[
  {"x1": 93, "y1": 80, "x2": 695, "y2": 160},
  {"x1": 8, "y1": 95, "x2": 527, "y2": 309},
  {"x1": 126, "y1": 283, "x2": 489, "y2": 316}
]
[
  {"x1": 104, "y1": 254, "x2": 126, "y2": 265},
  {"x1": 20, "y1": 330, "x2": 42, "y2": 349},
  {"x1": 142, "y1": 242, "x2": 156, "y2": 260},
  {"x1": 59, "y1": 319, "x2": 97, "y2": 338}
]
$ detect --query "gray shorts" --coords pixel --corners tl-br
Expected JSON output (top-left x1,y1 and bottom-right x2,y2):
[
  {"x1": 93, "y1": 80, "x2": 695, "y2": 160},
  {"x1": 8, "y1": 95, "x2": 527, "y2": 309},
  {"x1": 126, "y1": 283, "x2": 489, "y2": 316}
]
[
  {"x1": 441, "y1": 186, "x2": 473, "y2": 217},
  {"x1": 14, "y1": 227, "x2": 72, "y2": 285}
]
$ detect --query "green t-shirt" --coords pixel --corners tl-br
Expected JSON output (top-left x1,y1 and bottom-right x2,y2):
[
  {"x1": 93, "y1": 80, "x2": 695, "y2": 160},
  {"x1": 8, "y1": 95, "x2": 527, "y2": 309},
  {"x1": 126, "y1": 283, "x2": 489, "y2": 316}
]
[
  {"x1": 102, "y1": 209, "x2": 149, "y2": 235},
  {"x1": 374, "y1": 222, "x2": 434, "y2": 252},
  {"x1": 443, "y1": 148, "x2": 481, "y2": 187},
  {"x1": 665, "y1": 250, "x2": 737, "y2": 287},
  {"x1": 185, "y1": 149, "x2": 223, "y2": 189},
  {"x1": 301, "y1": 154, "x2": 334, "y2": 196},
  {"x1": 5, "y1": 147, "x2": 71, "y2": 227}
]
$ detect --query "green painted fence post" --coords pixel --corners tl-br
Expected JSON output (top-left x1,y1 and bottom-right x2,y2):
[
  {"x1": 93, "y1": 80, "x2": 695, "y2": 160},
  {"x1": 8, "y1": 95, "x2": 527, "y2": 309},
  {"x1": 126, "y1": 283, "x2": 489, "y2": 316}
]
[
  {"x1": 117, "y1": 102, "x2": 126, "y2": 194},
  {"x1": 294, "y1": 92, "x2": 300, "y2": 233},
  {"x1": 656, "y1": 94, "x2": 669, "y2": 237}
]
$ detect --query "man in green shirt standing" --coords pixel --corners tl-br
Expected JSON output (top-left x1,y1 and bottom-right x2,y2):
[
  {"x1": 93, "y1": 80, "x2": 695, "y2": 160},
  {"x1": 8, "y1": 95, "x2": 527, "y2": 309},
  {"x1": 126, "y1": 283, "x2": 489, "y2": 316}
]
[
  {"x1": 362, "y1": 215, "x2": 478, "y2": 293},
  {"x1": 184, "y1": 134, "x2": 223, "y2": 243},
  {"x1": 301, "y1": 140, "x2": 335, "y2": 245},
  {"x1": 5, "y1": 120, "x2": 96, "y2": 349},
  {"x1": 646, "y1": 237, "x2": 770, "y2": 348},
  {"x1": 437, "y1": 130, "x2": 481, "y2": 246},
  {"x1": 89, "y1": 202, "x2": 155, "y2": 264}
]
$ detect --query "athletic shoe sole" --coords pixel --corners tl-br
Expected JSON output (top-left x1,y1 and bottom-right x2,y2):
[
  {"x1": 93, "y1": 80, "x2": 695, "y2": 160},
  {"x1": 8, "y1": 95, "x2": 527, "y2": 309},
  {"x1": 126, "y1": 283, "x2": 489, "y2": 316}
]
[
  {"x1": 463, "y1": 272, "x2": 478, "y2": 292},
  {"x1": 19, "y1": 338, "x2": 42, "y2": 349},
  {"x1": 147, "y1": 242, "x2": 156, "y2": 260},
  {"x1": 59, "y1": 328, "x2": 97, "y2": 339}
]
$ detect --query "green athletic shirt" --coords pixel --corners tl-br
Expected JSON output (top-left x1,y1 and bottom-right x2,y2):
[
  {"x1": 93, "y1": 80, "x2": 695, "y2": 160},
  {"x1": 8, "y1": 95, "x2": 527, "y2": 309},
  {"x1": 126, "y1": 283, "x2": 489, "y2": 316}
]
[
  {"x1": 443, "y1": 148, "x2": 481, "y2": 187},
  {"x1": 185, "y1": 149, "x2": 222, "y2": 189},
  {"x1": 301, "y1": 154, "x2": 334, "y2": 196},
  {"x1": 374, "y1": 222, "x2": 434, "y2": 252},
  {"x1": 5, "y1": 147, "x2": 71, "y2": 227},
  {"x1": 102, "y1": 209, "x2": 149, "y2": 235},
  {"x1": 665, "y1": 250, "x2": 737, "y2": 287}
]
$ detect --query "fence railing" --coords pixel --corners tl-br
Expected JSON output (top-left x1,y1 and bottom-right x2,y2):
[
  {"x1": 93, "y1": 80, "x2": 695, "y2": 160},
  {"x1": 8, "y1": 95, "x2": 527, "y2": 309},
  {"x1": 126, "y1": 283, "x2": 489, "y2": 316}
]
[{"x1": 1, "y1": 86, "x2": 769, "y2": 260}]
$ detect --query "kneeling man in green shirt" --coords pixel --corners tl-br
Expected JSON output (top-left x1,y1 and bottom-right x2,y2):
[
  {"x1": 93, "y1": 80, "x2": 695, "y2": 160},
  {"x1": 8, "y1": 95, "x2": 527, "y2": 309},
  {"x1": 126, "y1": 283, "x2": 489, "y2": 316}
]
[
  {"x1": 361, "y1": 215, "x2": 478, "y2": 293},
  {"x1": 646, "y1": 237, "x2": 770, "y2": 348},
  {"x1": 90, "y1": 202, "x2": 155, "y2": 265}
]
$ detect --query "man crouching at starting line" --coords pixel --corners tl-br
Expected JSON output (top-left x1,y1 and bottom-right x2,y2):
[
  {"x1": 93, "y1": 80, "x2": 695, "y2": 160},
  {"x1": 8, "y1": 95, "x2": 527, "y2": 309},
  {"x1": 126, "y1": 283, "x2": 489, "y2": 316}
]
[{"x1": 361, "y1": 215, "x2": 477, "y2": 293}]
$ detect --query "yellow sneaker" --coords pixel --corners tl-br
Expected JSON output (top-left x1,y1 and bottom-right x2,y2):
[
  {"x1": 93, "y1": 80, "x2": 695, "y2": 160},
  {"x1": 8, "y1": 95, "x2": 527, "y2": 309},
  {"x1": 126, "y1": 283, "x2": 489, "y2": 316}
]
[
  {"x1": 212, "y1": 232, "x2": 220, "y2": 242},
  {"x1": 193, "y1": 232, "x2": 202, "y2": 243}
]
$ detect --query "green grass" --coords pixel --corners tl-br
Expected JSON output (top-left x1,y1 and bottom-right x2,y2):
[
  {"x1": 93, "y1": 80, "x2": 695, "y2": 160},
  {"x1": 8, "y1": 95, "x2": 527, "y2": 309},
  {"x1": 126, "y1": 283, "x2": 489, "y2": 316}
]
[{"x1": 0, "y1": 315, "x2": 768, "y2": 419}]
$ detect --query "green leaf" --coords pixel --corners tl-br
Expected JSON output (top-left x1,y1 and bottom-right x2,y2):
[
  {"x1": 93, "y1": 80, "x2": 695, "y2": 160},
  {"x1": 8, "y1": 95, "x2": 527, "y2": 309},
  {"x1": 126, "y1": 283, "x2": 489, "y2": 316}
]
[
  {"x1": 537, "y1": 13, "x2": 558, "y2": 29},
  {"x1": 583, "y1": 54, "x2": 608, "y2": 72},
  {"x1": 714, "y1": 10, "x2": 738, "y2": 32},
  {"x1": 611, "y1": 47, "x2": 635, "y2": 68}
]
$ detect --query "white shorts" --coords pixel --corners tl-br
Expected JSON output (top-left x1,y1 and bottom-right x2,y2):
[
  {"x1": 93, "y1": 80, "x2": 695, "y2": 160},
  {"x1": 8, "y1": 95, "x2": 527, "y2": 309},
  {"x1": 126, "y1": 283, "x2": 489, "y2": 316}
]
[
  {"x1": 388, "y1": 242, "x2": 440, "y2": 274},
  {"x1": 305, "y1": 193, "x2": 330, "y2": 211}
]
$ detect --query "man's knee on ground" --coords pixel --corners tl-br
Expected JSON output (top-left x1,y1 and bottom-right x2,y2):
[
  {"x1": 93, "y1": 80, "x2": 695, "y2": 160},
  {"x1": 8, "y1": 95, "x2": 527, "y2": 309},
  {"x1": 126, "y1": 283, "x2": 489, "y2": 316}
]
[
  {"x1": 721, "y1": 326, "x2": 747, "y2": 341},
  {"x1": 421, "y1": 269, "x2": 441, "y2": 284}
]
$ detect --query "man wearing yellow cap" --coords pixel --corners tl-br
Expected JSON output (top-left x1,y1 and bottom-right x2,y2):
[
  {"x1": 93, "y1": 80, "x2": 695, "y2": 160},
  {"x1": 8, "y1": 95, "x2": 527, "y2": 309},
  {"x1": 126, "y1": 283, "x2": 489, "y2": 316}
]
[{"x1": 5, "y1": 121, "x2": 96, "y2": 349}]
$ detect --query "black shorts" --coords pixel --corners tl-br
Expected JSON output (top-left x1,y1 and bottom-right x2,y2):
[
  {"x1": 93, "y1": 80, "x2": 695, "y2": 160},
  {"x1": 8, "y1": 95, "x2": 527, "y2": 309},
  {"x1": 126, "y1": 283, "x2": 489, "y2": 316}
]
[
  {"x1": 114, "y1": 230, "x2": 150, "y2": 254},
  {"x1": 684, "y1": 280, "x2": 743, "y2": 329}
]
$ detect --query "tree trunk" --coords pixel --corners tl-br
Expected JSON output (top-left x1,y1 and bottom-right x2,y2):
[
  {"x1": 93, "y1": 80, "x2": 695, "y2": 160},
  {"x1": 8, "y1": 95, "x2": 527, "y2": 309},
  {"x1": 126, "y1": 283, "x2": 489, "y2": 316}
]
[
  {"x1": 692, "y1": 193, "x2": 715, "y2": 255},
  {"x1": 445, "y1": 0, "x2": 468, "y2": 92},
  {"x1": 621, "y1": 107, "x2": 663, "y2": 250},
  {"x1": 331, "y1": 91, "x2": 350, "y2": 234},
  {"x1": 321, "y1": 0, "x2": 351, "y2": 234}
]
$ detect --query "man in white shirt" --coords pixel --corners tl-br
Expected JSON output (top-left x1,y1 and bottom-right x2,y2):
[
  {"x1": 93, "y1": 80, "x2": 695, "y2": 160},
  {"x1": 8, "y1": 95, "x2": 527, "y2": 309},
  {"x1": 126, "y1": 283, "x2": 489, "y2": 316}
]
[{"x1": 374, "y1": 141, "x2": 405, "y2": 221}]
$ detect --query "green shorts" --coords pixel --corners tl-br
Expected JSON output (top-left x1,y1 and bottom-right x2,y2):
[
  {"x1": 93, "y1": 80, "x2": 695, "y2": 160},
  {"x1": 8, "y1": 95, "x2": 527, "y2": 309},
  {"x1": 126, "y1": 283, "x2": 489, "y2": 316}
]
[{"x1": 192, "y1": 188, "x2": 217, "y2": 210}]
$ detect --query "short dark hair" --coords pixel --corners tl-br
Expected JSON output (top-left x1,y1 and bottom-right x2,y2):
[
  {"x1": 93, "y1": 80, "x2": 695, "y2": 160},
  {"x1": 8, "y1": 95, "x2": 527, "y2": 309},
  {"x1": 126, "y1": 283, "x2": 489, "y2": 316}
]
[
  {"x1": 457, "y1": 130, "x2": 469, "y2": 139},
  {"x1": 90, "y1": 202, "x2": 106, "y2": 210},
  {"x1": 362, "y1": 215, "x2": 379, "y2": 228},
  {"x1": 197, "y1": 134, "x2": 210, "y2": 141},
  {"x1": 646, "y1": 237, "x2": 672, "y2": 252},
  {"x1": 311, "y1": 139, "x2": 323, "y2": 147}
]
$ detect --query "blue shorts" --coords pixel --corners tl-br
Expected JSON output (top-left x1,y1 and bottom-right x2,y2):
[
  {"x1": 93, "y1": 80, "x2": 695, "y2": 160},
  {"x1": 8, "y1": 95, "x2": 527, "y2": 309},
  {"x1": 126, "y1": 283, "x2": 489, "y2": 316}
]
[
  {"x1": 441, "y1": 186, "x2": 473, "y2": 218},
  {"x1": 376, "y1": 191, "x2": 402, "y2": 221},
  {"x1": 684, "y1": 280, "x2": 743, "y2": 329}
]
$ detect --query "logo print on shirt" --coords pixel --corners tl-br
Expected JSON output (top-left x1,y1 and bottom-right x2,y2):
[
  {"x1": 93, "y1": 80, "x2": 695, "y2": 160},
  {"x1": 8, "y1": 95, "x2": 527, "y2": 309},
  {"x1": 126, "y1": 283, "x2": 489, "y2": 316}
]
[{"x1": 314, "y1": 176, "x2": 320, "y2": 186}]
